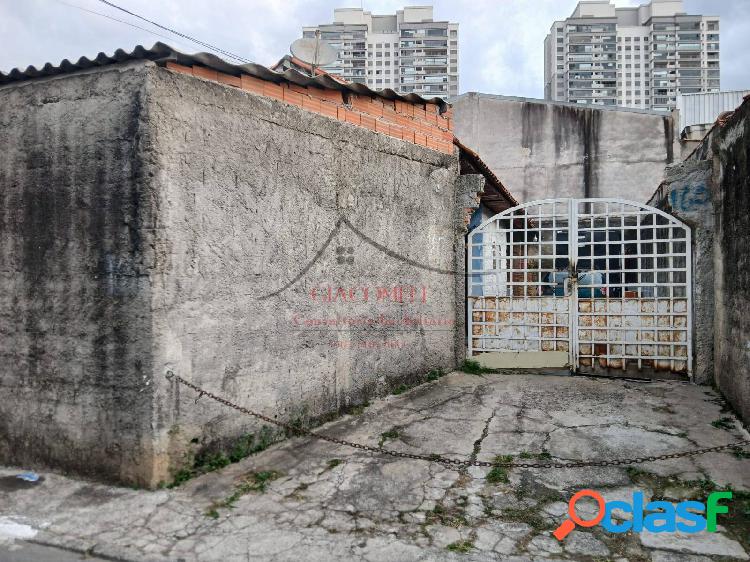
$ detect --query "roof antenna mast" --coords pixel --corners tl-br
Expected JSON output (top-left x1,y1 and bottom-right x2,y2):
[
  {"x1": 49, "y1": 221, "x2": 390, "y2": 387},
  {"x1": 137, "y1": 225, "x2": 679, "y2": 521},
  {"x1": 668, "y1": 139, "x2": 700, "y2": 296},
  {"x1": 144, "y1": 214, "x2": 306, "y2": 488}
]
[{"x1": 312, "y1": 29, "x2": 321, "y2": 77}]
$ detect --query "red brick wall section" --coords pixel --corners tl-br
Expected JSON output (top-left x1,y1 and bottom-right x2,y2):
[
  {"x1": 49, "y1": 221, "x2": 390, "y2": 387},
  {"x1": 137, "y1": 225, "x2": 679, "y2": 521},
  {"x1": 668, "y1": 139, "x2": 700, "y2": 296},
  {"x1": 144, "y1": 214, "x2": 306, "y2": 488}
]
[{"x1": 166, "y1": 62, "x2": 454, "y2": 155}]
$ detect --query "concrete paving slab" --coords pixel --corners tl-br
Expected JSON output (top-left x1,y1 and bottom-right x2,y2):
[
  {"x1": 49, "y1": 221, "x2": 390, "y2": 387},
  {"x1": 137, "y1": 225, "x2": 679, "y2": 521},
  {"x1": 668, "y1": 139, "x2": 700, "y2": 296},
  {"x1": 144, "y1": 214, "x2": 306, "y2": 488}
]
[{"x1": 1, "y1": 372, "x2": 748, "y2": 561}]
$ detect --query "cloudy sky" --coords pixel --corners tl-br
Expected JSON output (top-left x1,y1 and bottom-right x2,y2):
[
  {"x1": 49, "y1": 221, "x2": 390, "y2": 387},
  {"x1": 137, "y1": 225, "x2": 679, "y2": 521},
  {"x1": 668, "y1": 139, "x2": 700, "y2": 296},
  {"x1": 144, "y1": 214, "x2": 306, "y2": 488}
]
[{"x1": 1, "y1": 0, "x2": 748, "y2": 98}]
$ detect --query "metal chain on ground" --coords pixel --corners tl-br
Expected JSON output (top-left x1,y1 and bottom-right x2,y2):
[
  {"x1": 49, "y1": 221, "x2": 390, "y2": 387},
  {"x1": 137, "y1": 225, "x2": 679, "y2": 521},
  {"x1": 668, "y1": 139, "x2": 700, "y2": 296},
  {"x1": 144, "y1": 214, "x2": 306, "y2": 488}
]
[{"x1": 166, "y1": 372, "x2": 750, "y2": 470}]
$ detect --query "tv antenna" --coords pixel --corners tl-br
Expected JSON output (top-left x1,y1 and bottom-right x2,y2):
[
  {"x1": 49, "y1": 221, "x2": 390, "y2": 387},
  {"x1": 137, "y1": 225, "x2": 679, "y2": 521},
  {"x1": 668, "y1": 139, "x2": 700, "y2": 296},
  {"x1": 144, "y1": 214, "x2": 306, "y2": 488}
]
[{"x1": 290, "y1": 30, "x2": 337, "y2": 77}]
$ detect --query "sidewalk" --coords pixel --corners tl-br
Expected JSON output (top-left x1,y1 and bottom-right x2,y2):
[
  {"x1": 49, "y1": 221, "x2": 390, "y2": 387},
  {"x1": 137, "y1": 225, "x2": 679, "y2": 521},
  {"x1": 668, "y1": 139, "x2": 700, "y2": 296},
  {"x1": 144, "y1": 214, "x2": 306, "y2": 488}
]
[{"x1": 1, "y1": 372, "x2": 749, "y2": 561}]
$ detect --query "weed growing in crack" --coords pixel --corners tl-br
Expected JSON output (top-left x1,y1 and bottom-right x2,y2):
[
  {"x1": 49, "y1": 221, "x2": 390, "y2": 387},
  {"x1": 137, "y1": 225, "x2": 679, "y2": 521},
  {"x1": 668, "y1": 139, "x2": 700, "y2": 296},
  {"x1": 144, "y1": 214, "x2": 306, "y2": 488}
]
[
  {"x1": 379, "y1": 427, "x2": 400, "y2": 447},
  {"x1": 229, "y1": 428, "x2": 274, "y2": 461},
  {"x1": 242, "y1": 470, "x2": 280, "y2": 493},
  {"x1": 427, "y1": 368, "x2": 445, "y2": 382},
  {"x1": 486, "y1": 455, "x2": 513, "y2": 484},
  {"x1": 625, "y1": 467, "x2": 648, "y2": 480},
  {"x1": 446, "y1": 539, "x2": 474, "y2": 553},
  {"x1": 426, "y1": 502, "x2": 468, "y2": 528},
  {"x1": 519, "y1": 450, "x2": 552, "y2": 460},
  {"x1": 205, "y1": 470, "x2": 282, "y2": 517},
  {"x1": 460, "y1": 359, "x2": 493, "y2": 375},
  {"x1": 168, "y1": 427, "x2": 275, "y2": 488},
  {"x1": 392, "y1": 384, "x2": 409, "y2": 395},
  {"x1": 170, "y1": 469, "x2": 195, "y2": 488},
  {"x1": 537, "y1": 489, "x2": 565, "y2": 504},
  {"x1": 501, "y1": 506, "x2": 547, "y2": 530},
  {"x1": 327, "y1": 459, "x2": 343, "y2": 469},
  {"x1": 711, "y1": 417, "x2": 735, "y2": 430},
  {"x1": 286, "y1": 482, "x2": 309, "y2": 501},
  {"x1": 732, "y1": 447, "x2": 750, "y2": 459},
  {"x1": 345, "y1": 401, "x2": 370, "y2": 416},
  {"x1": 392, "y1": 368, "x2": 448, "y2": 396}
]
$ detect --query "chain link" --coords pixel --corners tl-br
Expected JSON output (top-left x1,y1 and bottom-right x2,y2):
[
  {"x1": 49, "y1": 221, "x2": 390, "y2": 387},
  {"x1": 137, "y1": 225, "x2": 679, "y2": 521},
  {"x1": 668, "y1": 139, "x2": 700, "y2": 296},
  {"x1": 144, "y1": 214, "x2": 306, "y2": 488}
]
[{"x1": 166, "y1": 371, "x2": 750, "y2": 469}]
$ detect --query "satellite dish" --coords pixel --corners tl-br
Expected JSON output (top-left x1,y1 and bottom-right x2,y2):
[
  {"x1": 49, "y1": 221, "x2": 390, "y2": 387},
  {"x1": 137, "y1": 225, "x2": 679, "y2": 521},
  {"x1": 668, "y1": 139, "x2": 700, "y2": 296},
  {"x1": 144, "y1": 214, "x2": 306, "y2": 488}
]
[{"x1": 290, "y1": 32, "x2": 338, "y2": 76}]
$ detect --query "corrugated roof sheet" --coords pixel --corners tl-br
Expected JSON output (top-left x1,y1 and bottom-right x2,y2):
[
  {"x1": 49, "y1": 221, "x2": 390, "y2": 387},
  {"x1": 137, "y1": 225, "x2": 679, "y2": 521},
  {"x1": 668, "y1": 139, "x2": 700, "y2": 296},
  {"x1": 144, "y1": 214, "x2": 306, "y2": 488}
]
[
  {"x1": 0, "y1": 42, "x2": 449, "y2": 111},
  {"x1": 453, "y1": 137, "x2": 518, "y2": 209}
]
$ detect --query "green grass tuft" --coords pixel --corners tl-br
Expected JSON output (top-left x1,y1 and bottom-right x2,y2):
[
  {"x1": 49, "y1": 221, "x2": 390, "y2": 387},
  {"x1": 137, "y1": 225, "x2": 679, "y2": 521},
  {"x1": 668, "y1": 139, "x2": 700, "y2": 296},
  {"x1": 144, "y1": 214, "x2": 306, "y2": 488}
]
[
  {"x1": 427, "y1": 368, "x2": 445, "y2": 381},
  {"x1": 168, "y1": 426, "x2": 276, "y2": 488},
  {"x1": 392, "y1": 384, "x2": 409, "y2": 395},
  {"x1": 486, "y1": 455, "x2": 513, "y2": 484},
  {"x1": 379, "y1": 427, "x2": 400, "y2": 447},
  {"x1": 460, "y1": 359, "x2": 492, "y2": 375},
  {"x1": 446, "y1": 540, "x2": 474, "y2": 553},
  {"x1": 711, "y1": 417, "x2": 735, "y2": 430}
]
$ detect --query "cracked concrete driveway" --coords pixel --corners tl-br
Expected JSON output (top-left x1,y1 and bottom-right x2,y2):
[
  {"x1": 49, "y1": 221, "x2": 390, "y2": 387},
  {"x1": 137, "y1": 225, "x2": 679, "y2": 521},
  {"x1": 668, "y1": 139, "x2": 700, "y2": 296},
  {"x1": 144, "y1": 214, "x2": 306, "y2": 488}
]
[{"x1": 1, "y1": 372, "x2": 749, "y2": 562}]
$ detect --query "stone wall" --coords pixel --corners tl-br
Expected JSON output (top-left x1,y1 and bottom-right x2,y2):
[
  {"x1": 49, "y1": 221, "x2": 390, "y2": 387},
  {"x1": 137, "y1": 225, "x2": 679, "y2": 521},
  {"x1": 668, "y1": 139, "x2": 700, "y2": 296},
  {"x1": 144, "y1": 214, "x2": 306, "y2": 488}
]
[
  {"x1": 453, "y1": 93, "x2": 677, "y2": 203},
  {"x1": 0, "y1": 61, "x2": 462, "y2": 485}
]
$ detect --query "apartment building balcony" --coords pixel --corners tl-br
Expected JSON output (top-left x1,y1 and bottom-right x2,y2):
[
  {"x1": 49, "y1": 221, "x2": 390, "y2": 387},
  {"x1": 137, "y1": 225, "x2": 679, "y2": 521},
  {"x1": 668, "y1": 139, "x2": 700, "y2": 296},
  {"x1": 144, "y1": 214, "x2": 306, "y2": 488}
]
[
  {"x1": 653, "y1": 96, "x2": 674, "y2": 105},
  {"x1": 400, "y1": 74, "x2": 448, "y2": 84},
  {"x1": 412, "y1": 58, "x2": 448, "y2": 66},
  {"x1": 400, "y1": 49, "x2": 448, "y2": 57},
  {"x1": 400, "y1": 29, "x2": 448, "y2": 38}
]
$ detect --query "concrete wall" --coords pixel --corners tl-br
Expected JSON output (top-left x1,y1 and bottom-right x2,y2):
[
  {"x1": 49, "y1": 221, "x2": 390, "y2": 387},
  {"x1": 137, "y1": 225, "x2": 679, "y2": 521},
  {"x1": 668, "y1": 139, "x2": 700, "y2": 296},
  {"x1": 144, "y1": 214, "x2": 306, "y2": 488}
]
[
  {"x1": 0, "y1": 61, "x2": 462, "y2": 485},
  {"x1": 648, "y1": 159, "x2": 714, "y2": 384},
  {"x1": 0, "y1": 62, "x2": 159, "y2": 483},
  {"x1": 648, "y1": 97, "x2": 750, "y2": 423},
  {"x1": 712, "y1": 100, "x2": 750, "y2": 423},
  {"x1": 453, "y1": 93, "x2": 676, "y2": 204}
]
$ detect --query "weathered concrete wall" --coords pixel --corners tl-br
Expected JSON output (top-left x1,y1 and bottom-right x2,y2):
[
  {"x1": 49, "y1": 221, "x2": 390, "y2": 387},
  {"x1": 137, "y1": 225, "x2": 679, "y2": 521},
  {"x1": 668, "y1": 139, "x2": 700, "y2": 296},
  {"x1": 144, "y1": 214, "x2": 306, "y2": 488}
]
[
  {"x1": 453, "y1": 93, "x2": 676, "y2": 203},
  {"x1": 648, "y1": 160, "x2": 714, "y2": 384},
  {"x1": 149, "y1": 66, "x2": 460, "y2": 483},
  {"x1": 648, "y1": 97, "x2": 750, "y2": 422},
  {"x1": 0, "y1": 62, "x2": 160, "y2": 483},
  {"x1": 0, "y1": 61, "x2": 461, "y2": 485},
  {"x1": 712, "y1": 99, "x2": 750, "y2": 423}
]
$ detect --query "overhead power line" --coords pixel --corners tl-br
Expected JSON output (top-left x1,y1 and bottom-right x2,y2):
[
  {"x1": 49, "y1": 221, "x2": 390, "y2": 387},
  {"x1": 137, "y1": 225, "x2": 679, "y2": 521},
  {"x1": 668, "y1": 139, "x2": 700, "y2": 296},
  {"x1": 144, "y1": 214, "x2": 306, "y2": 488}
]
[
  {"x1": 94, "y1": 0, "x2": 253, "y2": 64},
  {"x1": 56, "y1": 0, "x2": 192, "y2": 50}
]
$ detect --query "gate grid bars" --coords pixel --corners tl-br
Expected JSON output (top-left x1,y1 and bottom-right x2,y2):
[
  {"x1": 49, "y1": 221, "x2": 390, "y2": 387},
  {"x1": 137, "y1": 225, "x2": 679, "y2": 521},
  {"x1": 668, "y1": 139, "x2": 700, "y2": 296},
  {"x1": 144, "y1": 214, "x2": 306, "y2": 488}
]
[{"x1": 467, "y1": 198, "x2": 692, "y2": 378}]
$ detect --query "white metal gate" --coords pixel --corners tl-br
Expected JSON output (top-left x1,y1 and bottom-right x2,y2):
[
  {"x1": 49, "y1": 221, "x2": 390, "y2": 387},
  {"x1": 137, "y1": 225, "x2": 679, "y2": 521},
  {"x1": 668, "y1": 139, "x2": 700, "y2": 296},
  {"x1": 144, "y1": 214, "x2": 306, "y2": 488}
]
[{"x1": 467, "y1": 199, "x2": 692, "y2": 379}]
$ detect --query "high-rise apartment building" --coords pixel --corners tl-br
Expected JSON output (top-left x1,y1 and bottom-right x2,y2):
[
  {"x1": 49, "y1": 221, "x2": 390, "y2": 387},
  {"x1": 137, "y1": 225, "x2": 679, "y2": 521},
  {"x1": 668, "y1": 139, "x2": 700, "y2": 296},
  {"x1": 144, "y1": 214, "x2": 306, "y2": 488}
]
[
  {"x1": 544, "y1": 0, "x2": 719, "y2": 111},
  {"x1": 302, "y1": 6, "x2": 459, "y2": 99}
]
